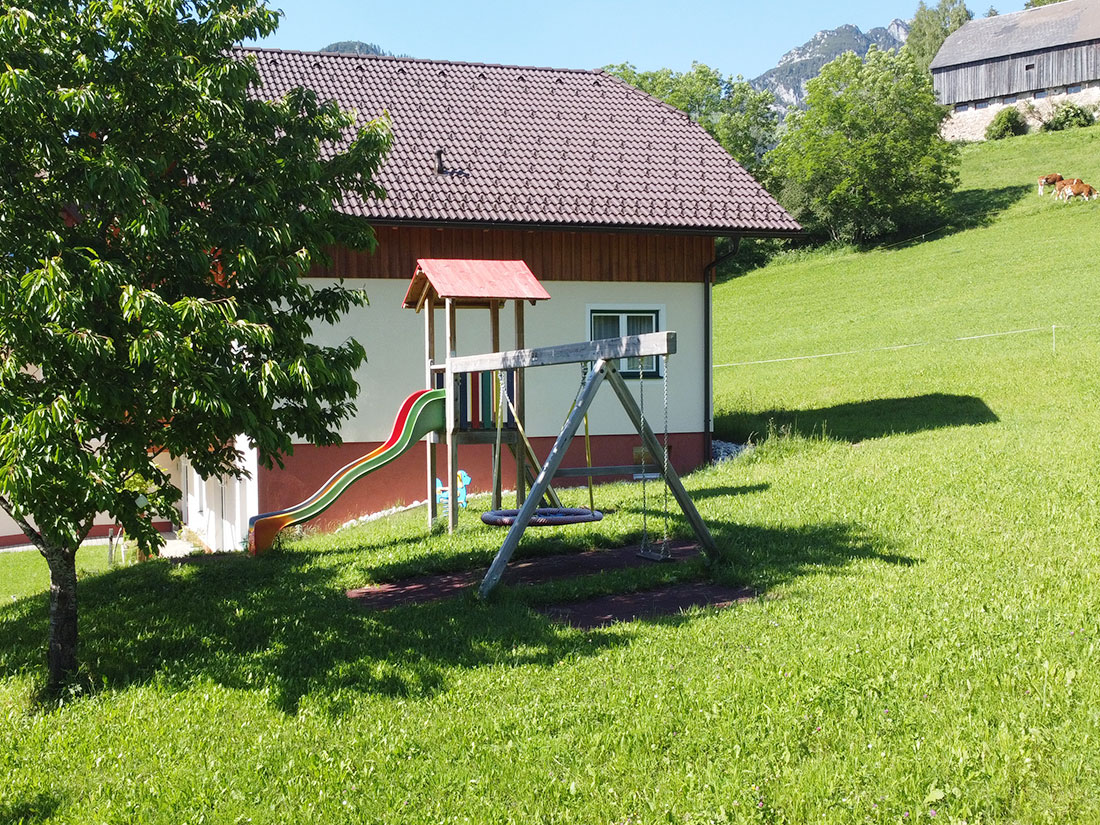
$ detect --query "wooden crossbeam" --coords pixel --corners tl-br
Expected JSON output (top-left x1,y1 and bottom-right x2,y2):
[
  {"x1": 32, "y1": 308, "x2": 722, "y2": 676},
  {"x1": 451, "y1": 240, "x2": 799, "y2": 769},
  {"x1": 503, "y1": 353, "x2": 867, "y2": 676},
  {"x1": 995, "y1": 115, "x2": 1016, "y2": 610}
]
[{"x1": 448, "y1": 331, "x2": 676, "y2": 375}]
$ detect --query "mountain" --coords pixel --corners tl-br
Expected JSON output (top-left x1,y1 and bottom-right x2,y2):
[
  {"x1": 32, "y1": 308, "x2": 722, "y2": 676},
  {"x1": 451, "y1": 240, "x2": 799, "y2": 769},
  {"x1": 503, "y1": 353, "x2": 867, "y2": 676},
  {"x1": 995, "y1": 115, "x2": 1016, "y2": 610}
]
[
  {"x1": 320, "y1": 40, "x2": 409, "y2": 58},
  {"x1": 752, "y1": 20, "x2": 909, "y2": 118}
]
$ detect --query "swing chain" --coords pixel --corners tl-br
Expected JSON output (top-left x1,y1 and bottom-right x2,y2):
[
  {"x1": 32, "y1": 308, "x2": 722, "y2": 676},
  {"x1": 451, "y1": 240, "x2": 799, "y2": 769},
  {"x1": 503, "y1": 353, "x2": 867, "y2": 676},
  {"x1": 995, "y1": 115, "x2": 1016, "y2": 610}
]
[
  {"x1": 661, "y1": 353, "x2": 670, "y2": 553},
  {"x1": 638, "y1": 359, "x2": 648, "y2": 550}
]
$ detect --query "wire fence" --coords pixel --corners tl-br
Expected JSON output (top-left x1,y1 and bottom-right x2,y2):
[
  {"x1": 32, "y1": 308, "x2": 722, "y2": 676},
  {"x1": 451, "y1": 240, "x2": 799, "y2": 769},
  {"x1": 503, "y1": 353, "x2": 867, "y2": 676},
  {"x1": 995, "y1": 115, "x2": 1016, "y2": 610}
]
[{"x1": 715, "y1": 322, "x2": 1099, "y2": 369}]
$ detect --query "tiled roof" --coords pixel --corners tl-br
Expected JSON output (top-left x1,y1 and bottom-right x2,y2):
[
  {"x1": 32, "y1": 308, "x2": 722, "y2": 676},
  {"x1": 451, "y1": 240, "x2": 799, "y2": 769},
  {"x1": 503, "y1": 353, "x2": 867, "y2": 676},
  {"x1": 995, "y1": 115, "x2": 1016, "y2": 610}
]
[
  {"x1": 240, "y1": 48, "x2": 800, "y2": 236},
  {"x1": 931, "y1": 0, "x2": 1100, "y2": 69}
]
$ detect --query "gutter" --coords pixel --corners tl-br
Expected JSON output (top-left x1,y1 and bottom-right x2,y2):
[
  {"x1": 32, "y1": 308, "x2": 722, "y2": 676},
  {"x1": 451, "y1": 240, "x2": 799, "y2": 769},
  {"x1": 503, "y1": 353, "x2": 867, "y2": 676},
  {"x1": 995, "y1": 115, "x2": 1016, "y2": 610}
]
[{"x1": 702, "y1": 238, "x2": 741, "y2": 464}]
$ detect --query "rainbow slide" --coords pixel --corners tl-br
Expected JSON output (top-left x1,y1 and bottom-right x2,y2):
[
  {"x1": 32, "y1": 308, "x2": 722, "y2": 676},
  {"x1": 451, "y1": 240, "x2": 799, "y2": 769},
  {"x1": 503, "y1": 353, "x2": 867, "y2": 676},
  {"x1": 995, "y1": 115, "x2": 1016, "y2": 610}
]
[{"x1": 248, "y1": 388, "x2": 447, "y2": 554}]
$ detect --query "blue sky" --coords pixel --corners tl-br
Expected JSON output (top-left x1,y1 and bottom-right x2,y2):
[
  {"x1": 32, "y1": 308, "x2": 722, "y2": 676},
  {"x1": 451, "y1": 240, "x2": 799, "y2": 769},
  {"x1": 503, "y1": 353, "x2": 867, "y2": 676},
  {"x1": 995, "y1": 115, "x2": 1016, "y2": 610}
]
[{"x1": 253, "y1": 0, "x2": 1029, "y2": 79}]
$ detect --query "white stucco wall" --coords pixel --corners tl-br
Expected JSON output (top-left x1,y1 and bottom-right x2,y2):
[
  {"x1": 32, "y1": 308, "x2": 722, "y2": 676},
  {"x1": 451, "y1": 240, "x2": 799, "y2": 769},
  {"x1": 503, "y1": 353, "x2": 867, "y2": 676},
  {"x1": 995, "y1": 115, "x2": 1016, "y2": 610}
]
[
  {"x1": 305, "y1": 278, "x2": 709, "y2": 444},
  {"x1": 179, "y1": 435, "x2": 258, "y2": 553}
]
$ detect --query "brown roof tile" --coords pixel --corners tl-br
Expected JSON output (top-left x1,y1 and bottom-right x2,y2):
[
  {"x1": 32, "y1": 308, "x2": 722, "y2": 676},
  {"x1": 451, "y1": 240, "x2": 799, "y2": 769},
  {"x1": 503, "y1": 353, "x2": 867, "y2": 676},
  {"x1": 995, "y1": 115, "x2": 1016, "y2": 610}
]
[{"x1": 240, "y1": 48, "x2": 800, "y2": 236}]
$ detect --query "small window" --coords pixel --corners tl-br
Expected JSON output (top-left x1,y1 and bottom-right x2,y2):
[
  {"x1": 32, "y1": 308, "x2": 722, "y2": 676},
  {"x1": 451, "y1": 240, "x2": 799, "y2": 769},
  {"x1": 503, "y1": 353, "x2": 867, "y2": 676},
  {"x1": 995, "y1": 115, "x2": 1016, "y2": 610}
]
[
  {"x1": 1067, "y1": 84, "x2": 1082, "y2": 94},
  {"x1": 1003, "y1": 95, "x2": 1017, "y2": 104},
  {"x1": 976, "y1": 100, "x2": 990, "y2": 109},
  {"x1": 1035, "y1": 89, "x2": 1047, "y2": 99},
  {"x1": 590, "y1": 309, "x2": 661, "y2": 377},
  {"x1": 955, "y1": 103, "x2": 969, "y2": 112},
  {"x1": 1025, "y1": 63, "x2": 1036, "y2": 71}
]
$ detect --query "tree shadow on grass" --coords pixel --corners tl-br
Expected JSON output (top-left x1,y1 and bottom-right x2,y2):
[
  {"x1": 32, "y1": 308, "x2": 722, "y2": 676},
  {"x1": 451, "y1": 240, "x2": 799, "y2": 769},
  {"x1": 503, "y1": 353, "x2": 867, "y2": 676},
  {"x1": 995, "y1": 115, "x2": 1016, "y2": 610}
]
[
  {"x1": 880, "y1": 184, "x2": 1032, "y2": 250},
  {"x1": 946, "y1": 183, "x2": 1032, "y2": 231},
  {"x1": 0, "y1": 791, "x2": 63, "y2": 824},
  {"x1": 0, "y1": 514, "x2": 914, "y2": 713},
  {"x1": 716, "y1": 393, "x2": 998, "y2": 444}
]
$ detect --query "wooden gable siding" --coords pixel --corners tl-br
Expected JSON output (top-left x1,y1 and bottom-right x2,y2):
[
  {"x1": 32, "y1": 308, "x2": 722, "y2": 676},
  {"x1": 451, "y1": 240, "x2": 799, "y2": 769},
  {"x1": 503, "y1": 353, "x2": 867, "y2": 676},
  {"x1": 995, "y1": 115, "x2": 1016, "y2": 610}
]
[
  {"x1": 933, "y1": 40, "x2": 1100, "y2": 104},
  {"x1": 309, "y1": 225, "x2": 717, "y2": 283}
]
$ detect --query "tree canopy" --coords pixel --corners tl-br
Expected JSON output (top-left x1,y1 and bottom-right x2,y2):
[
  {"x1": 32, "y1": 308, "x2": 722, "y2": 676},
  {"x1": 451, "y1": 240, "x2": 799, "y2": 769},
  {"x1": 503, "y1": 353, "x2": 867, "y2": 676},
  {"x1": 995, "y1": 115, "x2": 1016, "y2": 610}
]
[
  {"x1": 905, "y1": 0, "x2": 973, "y2": 74},
  {"x1": 0, "y1": 0, "x2": 390, "y2": 693},
  {"x1": 603, "y1": 62, "x2": 777, "y2": 177},
  {"x1": 768, "y1": 47, "x2": 959, "y2": 244}
]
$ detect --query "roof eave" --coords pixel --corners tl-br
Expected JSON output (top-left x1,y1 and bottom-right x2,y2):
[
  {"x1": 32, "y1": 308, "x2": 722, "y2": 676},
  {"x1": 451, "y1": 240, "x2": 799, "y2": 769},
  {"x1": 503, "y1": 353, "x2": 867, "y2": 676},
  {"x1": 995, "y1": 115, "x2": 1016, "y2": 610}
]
[{"x1": 370, "y1": 216, "x2": 804, "y2": 239}]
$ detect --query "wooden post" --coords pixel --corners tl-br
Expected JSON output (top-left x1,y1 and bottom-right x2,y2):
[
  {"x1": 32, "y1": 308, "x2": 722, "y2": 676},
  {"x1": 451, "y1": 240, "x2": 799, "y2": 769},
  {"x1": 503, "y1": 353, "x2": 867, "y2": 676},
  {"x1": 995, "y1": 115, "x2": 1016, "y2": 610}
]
[
  {"x1": 514, "y1": 300, "x2": 526, "y2": 507},
  {"x1": 425, "y1": 296, "x2": 437, "y2": 527},
  {"x1": 446, "y1": 298, "x2": 459, "y2": 533},
  {"x1": 490, "y1": 301, "x2": 502, "y2": 510},
  {"x1": 479, "y1": 361, "x2": 608, "y2": 598}
]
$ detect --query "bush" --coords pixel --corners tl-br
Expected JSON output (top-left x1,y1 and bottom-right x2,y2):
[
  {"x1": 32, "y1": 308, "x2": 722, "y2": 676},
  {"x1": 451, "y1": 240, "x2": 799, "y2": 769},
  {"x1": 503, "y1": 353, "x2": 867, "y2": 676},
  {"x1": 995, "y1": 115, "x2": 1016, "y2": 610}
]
[
  {"x1": 985, "y1": 106, "x2": 1028, "y2": 140},
  {"x1": 1041, "y1": 102, "x2": 1095, "y2": 132}
]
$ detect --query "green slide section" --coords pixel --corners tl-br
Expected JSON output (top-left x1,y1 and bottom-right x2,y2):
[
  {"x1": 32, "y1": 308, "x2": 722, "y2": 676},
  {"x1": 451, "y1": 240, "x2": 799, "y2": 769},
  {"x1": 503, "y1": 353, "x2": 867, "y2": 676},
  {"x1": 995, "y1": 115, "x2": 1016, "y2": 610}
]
[{"x1": 249, "y1": 388, "x2": 446, "y2": 553}]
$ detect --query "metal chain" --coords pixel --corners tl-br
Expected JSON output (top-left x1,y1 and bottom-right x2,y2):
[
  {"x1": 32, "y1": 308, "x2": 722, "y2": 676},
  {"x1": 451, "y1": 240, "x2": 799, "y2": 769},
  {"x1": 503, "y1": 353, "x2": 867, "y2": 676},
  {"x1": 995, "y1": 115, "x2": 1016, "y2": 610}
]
[
  {"x1": 661, "y1": 353, "x2": 670, "y2": 552},
  {"x1": 638, "y1": 359, "x2": 648, "y2": 549}
]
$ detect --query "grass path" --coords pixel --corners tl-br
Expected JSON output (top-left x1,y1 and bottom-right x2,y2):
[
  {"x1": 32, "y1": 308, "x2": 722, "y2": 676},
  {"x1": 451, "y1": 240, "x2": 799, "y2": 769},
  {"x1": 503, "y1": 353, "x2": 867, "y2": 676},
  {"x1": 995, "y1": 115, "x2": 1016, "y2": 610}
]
[{"x1": 4, "y1": 127, "x2": 1100, "y2": 823}]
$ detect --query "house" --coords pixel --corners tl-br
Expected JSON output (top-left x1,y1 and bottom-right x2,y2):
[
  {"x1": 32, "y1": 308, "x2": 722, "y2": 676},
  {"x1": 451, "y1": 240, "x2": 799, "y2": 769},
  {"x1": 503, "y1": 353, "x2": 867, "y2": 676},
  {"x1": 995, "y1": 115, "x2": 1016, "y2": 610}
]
[
  {"x1": 932, "y1": 0, "x2": 1100, "y2": 141},
  {"x1": 0, "y1": 47, "x2": 798, "y2": 551}
]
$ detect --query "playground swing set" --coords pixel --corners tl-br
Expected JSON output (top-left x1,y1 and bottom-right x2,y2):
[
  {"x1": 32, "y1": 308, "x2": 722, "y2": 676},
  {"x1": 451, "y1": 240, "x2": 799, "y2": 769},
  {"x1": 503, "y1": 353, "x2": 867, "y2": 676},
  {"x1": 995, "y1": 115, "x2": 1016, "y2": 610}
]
[{"x1": 248, "y1": 259, "x2": 715, "y2": 597}]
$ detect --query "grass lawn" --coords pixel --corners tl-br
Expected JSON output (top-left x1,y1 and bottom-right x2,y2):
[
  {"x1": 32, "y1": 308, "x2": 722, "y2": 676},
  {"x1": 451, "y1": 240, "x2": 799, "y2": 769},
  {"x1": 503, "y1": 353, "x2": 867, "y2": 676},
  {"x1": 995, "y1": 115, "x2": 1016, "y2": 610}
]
[{"x1": 4, "y1": 126, "x2": 1100, "y2": 823}]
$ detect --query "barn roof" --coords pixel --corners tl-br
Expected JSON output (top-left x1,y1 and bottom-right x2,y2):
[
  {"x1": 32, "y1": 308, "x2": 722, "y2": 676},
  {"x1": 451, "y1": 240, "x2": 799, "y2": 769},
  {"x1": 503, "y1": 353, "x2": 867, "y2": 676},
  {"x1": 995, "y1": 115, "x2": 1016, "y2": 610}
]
[
  {"x1": 930, "y1": 0, "x2": 1100, "y2": 70},
  {"x1": 402, "y1": 259, "x2": 551, "y2": 310},
  {"x1": 239, "y1": 48, "x2": 800, "y2": 237}
]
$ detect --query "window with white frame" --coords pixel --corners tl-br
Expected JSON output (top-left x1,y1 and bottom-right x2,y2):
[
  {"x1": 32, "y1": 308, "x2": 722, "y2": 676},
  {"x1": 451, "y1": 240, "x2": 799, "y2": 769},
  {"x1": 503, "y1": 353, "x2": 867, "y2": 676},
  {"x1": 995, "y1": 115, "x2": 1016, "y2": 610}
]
[{"x1": 589, "y1": 308, "x2": 661, "y2": 378}]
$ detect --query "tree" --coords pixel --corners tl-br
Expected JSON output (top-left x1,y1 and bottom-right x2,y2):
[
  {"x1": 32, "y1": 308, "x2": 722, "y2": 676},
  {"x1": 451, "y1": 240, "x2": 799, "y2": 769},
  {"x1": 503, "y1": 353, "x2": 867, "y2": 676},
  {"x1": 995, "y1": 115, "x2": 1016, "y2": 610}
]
[
  {"x1": 768, "y1": 48, "x2": 959, "y2": 244},
  {"x1": 905, "y1": 0, "x2": 973, "y2": 74},
  {"x1": 0, "y1": 0, "x2": 391, "y2": 695},
  {"x1": 986, "y1": 6, "x2": 999, "y2": 15},
  {"x1": 1024, "y1": 0, "x2": 1068, "y2": 7},
  {"x1": 603, "y1": 62, "x2": 777, "y2": 177}
]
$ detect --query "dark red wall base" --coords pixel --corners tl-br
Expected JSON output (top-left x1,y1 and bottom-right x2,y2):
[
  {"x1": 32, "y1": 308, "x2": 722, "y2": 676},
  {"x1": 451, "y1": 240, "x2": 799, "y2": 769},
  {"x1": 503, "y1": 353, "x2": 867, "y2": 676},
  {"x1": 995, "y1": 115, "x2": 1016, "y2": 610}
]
[
  {"x1": 258, "y1": 432, "x2": 706, "y2": 530},
  {"x1": 0, "y1": 521, "x2": 174, "y2": 550}
]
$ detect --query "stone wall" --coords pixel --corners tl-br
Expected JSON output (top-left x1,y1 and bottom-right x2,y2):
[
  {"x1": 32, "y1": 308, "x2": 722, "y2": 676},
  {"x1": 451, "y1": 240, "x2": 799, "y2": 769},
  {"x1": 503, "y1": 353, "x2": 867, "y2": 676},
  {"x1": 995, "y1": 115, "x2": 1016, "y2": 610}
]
[{"x1": 941, "y1": 81, "x2": 1100, "y2": 142}]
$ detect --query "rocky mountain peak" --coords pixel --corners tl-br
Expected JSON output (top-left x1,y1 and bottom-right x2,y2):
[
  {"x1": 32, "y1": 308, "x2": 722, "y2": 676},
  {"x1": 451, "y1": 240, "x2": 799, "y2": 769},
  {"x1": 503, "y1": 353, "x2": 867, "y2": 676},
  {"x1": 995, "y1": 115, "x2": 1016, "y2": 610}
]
[{"x1": 753, "y1": 19, "x2": 910, "y2": 117}]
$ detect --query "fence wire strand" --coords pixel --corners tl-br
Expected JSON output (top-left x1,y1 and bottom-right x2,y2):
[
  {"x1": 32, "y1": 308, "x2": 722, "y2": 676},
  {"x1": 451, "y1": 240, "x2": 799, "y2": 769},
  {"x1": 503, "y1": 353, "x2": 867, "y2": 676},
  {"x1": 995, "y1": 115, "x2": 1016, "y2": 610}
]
[{"x1": 716, "y1": 322, "x2": 1099, "y2": 369}]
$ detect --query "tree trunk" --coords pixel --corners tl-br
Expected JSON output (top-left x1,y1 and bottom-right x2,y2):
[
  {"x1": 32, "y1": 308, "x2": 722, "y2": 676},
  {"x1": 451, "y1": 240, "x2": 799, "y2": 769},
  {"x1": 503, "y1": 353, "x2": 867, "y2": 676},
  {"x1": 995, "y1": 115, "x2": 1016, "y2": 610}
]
[{"x1": 44, "y1": 548, "x2": 79, "y2": 695}]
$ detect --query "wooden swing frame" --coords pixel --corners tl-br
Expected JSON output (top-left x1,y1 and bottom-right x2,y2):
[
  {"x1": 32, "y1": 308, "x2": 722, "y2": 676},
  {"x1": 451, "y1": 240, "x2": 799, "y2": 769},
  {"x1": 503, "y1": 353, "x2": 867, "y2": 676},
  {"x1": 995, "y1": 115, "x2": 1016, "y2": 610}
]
[{"x1": 446, "y1": 331, "x2": 718, "y2": 598}]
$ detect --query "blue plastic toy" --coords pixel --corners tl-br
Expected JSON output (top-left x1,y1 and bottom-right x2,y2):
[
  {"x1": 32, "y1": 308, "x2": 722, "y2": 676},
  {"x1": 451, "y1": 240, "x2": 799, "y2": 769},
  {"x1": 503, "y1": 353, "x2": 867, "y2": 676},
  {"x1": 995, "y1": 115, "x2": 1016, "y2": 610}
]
[{"x1": 436, "y1": 470, "x2": 472, "y2": 508}]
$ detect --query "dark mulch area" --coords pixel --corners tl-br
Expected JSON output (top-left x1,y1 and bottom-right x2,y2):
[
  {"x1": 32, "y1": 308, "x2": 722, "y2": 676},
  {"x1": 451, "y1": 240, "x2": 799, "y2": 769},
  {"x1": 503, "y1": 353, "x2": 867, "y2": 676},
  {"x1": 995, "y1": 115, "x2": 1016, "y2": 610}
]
[
  {"x1": 346, "y1": 539, "x2": 701, "y2": 610},
  {"x1": 537, "y1": 582, "x2": 756, "y2": 629}
]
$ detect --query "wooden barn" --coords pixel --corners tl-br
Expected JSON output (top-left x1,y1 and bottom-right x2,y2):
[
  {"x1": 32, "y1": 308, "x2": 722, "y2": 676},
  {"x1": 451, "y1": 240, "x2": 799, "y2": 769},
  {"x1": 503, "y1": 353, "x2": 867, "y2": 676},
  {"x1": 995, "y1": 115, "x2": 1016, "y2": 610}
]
[
  {"x1": 932, "y1": 0, "x2": 1100, "y2": 141},
  {"x1": 0, "y1": 47, "x2": 800, "y2": 551}
]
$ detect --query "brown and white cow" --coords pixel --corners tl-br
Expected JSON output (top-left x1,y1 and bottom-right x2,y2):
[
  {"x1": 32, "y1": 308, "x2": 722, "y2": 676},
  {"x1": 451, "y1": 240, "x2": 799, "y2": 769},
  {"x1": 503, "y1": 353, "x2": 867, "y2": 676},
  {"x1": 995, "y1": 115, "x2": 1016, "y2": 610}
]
[
  {"x1": 1053, "y1": 178, "x2": 1083, "y2": 197},
  {"x1": 1038, "y1": 173, "x2": 1063, "y2": 196},
  {"x1": 1059, "y1": 180, "x2": 1097, "y2": 201}
]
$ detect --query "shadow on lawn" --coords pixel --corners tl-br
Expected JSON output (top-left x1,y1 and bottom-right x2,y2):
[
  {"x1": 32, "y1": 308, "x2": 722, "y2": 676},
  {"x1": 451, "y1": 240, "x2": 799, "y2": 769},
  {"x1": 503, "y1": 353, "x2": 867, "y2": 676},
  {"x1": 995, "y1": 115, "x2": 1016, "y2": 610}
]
[
  {"x1": 717, "y1": 392, "x2": 998, "y2": 444},
  {"x1": 946, "y1": 183, "x2": 1031, "y2": 230},
  {"x1": 0, "y1": 791, "x2": 63, "y2": 824},
  {"x1": 882, "y1": 184, "x2": 1031, "y2": 250},
  {"x1": 0, "y1": 513, "x2": 913, "y2": 712}
]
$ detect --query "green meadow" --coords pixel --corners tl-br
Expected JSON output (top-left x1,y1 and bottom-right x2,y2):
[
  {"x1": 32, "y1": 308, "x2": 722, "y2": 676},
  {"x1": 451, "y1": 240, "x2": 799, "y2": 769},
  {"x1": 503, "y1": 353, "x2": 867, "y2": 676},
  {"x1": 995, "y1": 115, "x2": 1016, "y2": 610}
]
[{"x1": 4, "y1": 126, "x2": 1100, "y2": 823}]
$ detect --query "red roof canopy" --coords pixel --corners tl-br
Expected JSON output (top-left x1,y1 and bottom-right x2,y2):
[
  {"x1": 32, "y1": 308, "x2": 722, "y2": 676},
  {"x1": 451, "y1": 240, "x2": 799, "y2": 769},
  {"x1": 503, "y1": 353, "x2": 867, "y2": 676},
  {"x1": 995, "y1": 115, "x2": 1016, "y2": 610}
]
[{"x1": 402, "y1": 259, "x2": 551, "y2": 310}]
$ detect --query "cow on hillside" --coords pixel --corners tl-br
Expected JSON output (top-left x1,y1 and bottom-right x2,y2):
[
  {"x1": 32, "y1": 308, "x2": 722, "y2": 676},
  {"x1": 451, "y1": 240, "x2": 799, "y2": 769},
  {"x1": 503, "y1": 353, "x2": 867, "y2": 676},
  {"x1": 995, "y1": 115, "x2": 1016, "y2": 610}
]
[
  {"x1": 1058, "y1": 180, "x2": 1097, "y2": 202},
  {"x1": 1053, "y1": 178, "x2": 1083, "y2": 197},
  {"x1": 1038, "y1": 173, "x2": 1063, "y2": 196}
]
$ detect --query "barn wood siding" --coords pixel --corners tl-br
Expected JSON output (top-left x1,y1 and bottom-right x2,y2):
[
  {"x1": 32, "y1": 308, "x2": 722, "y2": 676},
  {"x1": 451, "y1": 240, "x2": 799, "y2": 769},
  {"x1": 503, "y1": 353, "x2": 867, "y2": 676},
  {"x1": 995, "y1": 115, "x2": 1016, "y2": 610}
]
[
  {"x1": 310, "y1": 225, "x2": 718, "y2": 283},
  {"x1": 934, "y1": 40, "x2": 1100, "y2": 105}
]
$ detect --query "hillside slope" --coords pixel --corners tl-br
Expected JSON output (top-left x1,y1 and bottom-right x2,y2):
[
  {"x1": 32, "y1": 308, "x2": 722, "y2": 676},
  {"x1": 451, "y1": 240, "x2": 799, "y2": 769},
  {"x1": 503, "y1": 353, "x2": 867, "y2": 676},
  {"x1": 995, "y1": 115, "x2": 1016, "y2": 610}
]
[{"x1": 715, "y1": 125, "x2": 1100, "y2": 439}]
